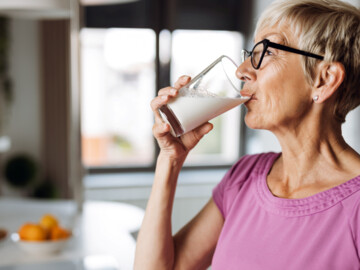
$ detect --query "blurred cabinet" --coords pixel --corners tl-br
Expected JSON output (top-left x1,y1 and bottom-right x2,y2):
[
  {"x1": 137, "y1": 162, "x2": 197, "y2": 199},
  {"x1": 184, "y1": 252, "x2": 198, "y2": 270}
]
[{"x1": 0, "y1": 0, "x2": 83, "y2": 204}]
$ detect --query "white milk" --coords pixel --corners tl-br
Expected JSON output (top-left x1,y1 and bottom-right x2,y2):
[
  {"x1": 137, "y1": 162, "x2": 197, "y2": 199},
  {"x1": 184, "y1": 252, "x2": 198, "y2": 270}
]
[{"x1": 159, "y1": 93, "x2": 249, "y2": 137}]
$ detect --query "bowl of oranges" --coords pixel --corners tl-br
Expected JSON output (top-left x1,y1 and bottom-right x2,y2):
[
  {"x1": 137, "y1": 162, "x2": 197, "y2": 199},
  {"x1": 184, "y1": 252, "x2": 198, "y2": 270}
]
[{"x1": 12, "y1": 214, "x2": 72, "y2": 255}]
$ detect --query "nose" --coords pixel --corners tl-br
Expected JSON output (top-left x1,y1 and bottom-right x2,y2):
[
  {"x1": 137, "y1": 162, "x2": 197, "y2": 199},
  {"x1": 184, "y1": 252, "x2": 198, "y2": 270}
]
[{"x1": 236, "y1": 58, "x2": 254, "y2": 84}]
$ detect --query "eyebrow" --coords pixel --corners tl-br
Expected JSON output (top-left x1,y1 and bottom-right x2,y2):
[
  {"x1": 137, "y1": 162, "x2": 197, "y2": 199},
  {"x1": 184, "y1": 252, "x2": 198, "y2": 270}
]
[{"x1": 254, "y1": 32, "x2": 289, "y2": 45}]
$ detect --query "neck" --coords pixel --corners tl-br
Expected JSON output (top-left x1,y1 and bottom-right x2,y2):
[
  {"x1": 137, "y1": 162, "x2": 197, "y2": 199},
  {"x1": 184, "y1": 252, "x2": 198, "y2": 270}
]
[{"x1": 270, "y1": 115, "x2": 354, "y2": 192}]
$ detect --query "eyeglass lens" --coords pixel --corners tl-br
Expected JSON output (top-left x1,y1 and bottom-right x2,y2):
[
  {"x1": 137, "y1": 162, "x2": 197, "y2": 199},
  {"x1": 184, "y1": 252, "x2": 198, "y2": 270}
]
[{"x1": 252, "y1": 42, "x2": 265, "y2": 69}]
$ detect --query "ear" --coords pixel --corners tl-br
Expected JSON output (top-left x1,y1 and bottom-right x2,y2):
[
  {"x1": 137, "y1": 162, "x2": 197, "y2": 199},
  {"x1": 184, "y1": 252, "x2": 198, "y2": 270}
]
[{"x1": 312, "y1": 62, "x2": 345, "y2": 103}]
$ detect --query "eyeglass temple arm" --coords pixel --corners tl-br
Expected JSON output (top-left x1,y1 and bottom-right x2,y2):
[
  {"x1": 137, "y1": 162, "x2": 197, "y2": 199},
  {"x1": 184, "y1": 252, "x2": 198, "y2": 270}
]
[
  {"x1": 268, "y1": 42, "x2": 324, "y2": 60},
  {"x1": 241, "y1": 50, "x2": 251, "y2": 62}
]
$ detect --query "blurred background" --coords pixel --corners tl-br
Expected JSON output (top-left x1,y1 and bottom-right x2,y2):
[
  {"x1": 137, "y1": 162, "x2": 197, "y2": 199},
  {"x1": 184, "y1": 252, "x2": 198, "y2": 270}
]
[{"x1": 0, "y1": 0, "x2": 359, "y2": 268}]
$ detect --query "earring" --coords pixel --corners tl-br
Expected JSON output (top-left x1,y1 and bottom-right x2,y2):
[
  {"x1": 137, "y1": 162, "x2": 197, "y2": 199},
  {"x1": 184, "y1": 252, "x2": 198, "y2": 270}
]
[{"x1": 313, "y1": 95, "x2": 319, "y2": 102}]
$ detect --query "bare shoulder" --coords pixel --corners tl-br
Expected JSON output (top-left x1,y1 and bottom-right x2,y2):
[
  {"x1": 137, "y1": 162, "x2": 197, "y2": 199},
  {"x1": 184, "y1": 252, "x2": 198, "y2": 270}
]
[{"x1": 173, "y1": 198, "x2": 224, "y2": 270}]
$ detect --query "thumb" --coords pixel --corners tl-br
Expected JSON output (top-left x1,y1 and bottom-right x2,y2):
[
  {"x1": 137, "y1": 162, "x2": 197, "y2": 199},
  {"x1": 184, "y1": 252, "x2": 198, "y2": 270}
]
[
  {"x1": 194, "y1": 122, "x2": 213, "y2": 139},
  {"x1": 181, "y1": 122, "x2": 213, "y2": 150}
]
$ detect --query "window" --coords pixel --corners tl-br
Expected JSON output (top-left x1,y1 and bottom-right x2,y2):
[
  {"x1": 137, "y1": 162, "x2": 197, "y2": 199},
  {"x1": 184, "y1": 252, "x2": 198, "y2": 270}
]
[
  {"x1": 81, "y1": 28, "x2": 245, "y2": 169},
  {"x1": 81, "y1": 28, "x2": 156, "y2": 167},
  {"x1": 169, "y1": 30, "x2": 244, "y2": 165},
  {"x1": 80, "y1": 0, "x2": 251, "y2": 172}
]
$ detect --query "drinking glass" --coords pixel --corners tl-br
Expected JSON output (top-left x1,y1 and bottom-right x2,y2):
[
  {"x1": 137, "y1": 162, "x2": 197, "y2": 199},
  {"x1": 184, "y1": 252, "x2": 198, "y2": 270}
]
[{"x1": 159, "y1": 55, "x2": 249, "y2": 137}]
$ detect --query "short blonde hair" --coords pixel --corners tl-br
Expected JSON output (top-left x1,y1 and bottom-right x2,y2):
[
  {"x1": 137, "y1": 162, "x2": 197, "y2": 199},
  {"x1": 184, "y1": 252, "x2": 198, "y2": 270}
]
[{"x1": 256, "y1": 0, "x2": 360, "y2": 123}]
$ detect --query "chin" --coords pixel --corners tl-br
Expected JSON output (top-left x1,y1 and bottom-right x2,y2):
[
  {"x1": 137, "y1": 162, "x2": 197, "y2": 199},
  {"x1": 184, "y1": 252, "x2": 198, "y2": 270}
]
[
  {"x1": 245, "y1": 122, "x2": 262, "y2": 130},
  {"x1": 244, "y1": 113, "x2": 259, "y2": 129},
  {"x1": 244, "y1": 113, "x2": 269, "y2": 130}
]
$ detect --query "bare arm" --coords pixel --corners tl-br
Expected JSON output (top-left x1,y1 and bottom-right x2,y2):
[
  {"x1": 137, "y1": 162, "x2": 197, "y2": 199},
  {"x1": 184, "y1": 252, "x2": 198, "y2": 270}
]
[
  {"x1": 134, "y1": 153, "x2": 184, "y2": 270},
  {"x1": 134, "y1": 76, "x2": 223, "y2": 269},
  {"x1": 173, "y1": 198, "x2": 224, "y2": 270}
]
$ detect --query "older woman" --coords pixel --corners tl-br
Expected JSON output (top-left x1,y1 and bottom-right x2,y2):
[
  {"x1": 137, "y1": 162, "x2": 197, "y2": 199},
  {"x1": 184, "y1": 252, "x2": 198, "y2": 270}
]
[{"x1": 134, "y1": 0, "x2": 360, "y2": 269}]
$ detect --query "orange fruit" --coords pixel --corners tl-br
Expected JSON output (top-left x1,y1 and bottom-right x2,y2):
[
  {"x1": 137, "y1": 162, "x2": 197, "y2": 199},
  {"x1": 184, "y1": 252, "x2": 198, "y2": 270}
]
[
  {"x1": 18, "y1": 223, "x2": 47, "y2": 241},
  {"x1": 50, "y1": 225, "x2": 71, "y2": 240},
  {"x1": 39, "y1": 214, "x2": 58, "y2": 232}
]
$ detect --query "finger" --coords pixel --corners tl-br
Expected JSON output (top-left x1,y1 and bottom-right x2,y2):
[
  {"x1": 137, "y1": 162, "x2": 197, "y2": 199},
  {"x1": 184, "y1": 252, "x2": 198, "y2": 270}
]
[
  {"x1": 150, "y1": 95, "x2": 170, "y2": 112},
  {"x1": 154, "y1": 110, "x2": 166, "y2": 124},
  {"x1": 150, "y1": 96, "x2": 172, "y2": 125},
  {"x1": 158, "y1": 87, "x2": 179, "y2": 97},
  {"x1": 153, "y1": 109, "x2": 162, "y2": 122},
  {"x1": 151, "y1": 100, "x2": 166, "y2": 124},
  {"x1": 181, "y1": 122, "x2": 213, "y2": 147},
  {"x1": 193, "y1": 122, "x2": 213, "y2": 139},
  {"x1": 174, "y1": 75, "x2": 191, "y2": 89},
  {"x1": 152, "y1": 122, "x2": 171, "y2": 138}
]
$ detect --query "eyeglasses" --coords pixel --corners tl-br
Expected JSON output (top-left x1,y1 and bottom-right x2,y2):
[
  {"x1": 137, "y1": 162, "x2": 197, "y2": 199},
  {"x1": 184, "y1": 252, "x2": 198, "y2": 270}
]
[{"x1": 241, "y1": 39, "x2": 324, "y2": 70}]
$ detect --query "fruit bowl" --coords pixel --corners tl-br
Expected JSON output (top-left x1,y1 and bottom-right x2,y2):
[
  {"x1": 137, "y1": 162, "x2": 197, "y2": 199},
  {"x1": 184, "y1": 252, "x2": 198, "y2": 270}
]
[{"x1": 11, "y1": 233, "x2": 72, "y2": 256}]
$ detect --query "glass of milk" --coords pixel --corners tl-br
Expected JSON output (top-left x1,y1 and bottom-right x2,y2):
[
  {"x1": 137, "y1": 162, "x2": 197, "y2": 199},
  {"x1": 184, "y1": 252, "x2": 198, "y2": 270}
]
[{"x1": 159, "y1": 55, "x2": 249, "y2": 137}]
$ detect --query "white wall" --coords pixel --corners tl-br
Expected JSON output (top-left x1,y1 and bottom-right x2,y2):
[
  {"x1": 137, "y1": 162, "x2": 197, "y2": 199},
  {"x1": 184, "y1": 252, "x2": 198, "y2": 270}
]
[
  {"x1": 1, "y1": 19, "x2": 41, "y2": 194},
  {"x1": 345, "y1": 0, "x2": 360, "y2": 6}
]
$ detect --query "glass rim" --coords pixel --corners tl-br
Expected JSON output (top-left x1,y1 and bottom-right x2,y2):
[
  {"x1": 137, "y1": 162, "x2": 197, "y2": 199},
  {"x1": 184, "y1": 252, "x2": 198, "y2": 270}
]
[
  {"x1": 220, "y1": 55, "x2": 241, "y2": 92},
  {"x1": 179, "y1": 55, "x2": 243, "y2": 95}
]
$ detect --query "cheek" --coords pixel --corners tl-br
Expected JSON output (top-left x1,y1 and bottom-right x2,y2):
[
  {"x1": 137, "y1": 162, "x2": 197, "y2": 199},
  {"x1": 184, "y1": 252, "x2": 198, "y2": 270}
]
[
  {"x1": 244, "y1": 73, "x2": 285, "y2": 128},
  {"x1": 258, "y1": 69, "x2": 285, "y2": 109},
  {"x1": 246, "y1": 71, "x2": 309, "y2": 128},
  {"x1": 244, "y1": 56, "x2": 312, "y2": 129},
  {"x1": 261, "y1": 59, "x2": 309, "y2": 108}
]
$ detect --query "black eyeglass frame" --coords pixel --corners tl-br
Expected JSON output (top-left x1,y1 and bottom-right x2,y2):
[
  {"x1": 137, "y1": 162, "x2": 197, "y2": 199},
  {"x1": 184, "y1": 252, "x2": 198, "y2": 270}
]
[{"x1": 242, "y1": 39, "x2": 324, "y2": 70}]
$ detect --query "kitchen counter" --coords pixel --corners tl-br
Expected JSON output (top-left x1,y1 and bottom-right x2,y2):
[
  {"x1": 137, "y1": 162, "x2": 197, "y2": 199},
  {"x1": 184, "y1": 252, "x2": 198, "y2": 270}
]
[{"x1": 0, "y1": 198, "x2": 144, "y2": 270}]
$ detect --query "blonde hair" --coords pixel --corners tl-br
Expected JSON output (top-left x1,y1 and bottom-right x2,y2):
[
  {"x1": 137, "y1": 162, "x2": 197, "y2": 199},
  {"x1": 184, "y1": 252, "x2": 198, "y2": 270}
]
[{"x1": 256, "y1": 0, "x2": 360, "y2": 123}]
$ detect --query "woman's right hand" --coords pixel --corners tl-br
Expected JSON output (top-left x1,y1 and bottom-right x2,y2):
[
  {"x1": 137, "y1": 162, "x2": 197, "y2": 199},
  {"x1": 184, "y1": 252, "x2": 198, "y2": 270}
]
[{"x1": 151, "y1": 75, "x2": 213, "y2": 161}]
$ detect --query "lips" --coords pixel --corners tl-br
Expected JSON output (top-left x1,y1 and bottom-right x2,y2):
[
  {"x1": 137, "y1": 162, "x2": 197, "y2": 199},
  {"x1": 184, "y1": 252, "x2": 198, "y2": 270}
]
[
  {"x1": 241, "y1": 94, "x2": 253, "y2": 99},
  {"x1": 241, "y1": 92, "x2": 257, "y2": 101},
  {"x1": 240, "y1": 89, "x2": 254, "y2": 97},
  {"x1": 240, "y1": 89, "x2": 257, "y2": 103}
]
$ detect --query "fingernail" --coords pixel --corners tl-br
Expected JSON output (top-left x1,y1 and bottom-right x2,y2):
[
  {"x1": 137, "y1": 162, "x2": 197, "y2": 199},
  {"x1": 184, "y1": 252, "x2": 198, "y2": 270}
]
[
  {"x1": 171, "y1": 89, "x2": 178, "y2": 94},
  {"x1": 161, "y1": 95, "x2": 167, "y2": 100},
  {"x1": 181, "y1": 76, "x2": 189, "y2": 82},
  {"x1": 205, "y1": 124, "x2": 213, "y2": 133}
]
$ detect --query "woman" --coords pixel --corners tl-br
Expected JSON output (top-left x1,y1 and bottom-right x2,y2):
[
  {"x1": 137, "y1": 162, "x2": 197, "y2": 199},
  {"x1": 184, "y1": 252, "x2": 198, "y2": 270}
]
[{"x1": 135, "y1": 0, "x2": 360, "y2": 269}]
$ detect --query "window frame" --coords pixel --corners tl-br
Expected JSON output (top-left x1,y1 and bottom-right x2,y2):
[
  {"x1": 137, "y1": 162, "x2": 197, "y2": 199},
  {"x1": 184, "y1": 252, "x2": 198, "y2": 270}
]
[{"x1": 82, "y1": 0, "x2": 249, "y2": 174}]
